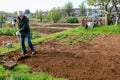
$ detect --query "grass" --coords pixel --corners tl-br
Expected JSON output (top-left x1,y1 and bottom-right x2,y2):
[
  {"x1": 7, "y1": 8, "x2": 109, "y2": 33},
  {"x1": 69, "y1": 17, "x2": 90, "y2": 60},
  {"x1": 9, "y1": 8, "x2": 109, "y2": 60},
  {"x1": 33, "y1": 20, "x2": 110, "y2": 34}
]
[
  {"x1": 55, "y1": 24, "x2": 120, "y2": 44},
  {"x1": 0, "y1": 65, "x2": 10, "y2": 79},
  {"x1": 0, "y1": 64, "x2": 67, "y2": 80}
]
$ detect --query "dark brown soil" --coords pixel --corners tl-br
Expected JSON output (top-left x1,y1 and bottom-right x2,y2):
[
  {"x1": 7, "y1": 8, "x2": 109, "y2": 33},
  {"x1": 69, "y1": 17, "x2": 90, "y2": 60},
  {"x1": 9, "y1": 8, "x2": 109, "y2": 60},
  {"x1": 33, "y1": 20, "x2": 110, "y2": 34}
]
[
  {"x1": 1, "y1": 35, "x2": 120, "y2": 80},
  {"x1": 32, "y1": 27, "x2": 65, "y2": 34}
]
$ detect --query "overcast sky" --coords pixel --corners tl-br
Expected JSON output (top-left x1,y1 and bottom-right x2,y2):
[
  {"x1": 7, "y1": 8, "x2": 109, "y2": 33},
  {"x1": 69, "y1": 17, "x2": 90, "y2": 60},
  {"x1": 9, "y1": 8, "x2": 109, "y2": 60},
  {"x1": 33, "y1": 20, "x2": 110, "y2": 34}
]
[{"x1": 0, "y1": 0, "x2": 85, "y2": 13}]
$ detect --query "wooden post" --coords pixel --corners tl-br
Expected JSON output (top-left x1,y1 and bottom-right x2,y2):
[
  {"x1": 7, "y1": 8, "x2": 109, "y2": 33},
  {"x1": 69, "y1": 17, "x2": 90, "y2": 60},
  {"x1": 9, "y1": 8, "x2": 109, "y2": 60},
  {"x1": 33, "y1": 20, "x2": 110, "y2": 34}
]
[{"x1": 105, "y1": 14, "x2": 108, "y2": 26}]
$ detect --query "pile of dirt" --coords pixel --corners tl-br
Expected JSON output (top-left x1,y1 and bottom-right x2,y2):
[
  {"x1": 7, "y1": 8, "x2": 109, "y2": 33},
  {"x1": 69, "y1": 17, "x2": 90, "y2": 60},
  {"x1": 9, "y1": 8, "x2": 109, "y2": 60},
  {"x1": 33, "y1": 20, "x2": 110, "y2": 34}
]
[{"x1": 2, "y1": 35, "x2": 120, "y2": 80}]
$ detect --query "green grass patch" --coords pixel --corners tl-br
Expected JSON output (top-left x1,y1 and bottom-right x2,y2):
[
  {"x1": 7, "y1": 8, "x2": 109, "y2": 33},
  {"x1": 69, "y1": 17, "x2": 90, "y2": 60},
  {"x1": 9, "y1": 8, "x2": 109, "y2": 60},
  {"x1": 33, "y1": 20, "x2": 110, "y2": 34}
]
[
  {"x1": 0, "y1": 65, "x2": 10, "y2": 79},
  {"x1": 54, "y1": 24, "x2": 120, "y2": 45},
  {"x1": 0, "y1": 64, "x2": 67, "y2": 80}
]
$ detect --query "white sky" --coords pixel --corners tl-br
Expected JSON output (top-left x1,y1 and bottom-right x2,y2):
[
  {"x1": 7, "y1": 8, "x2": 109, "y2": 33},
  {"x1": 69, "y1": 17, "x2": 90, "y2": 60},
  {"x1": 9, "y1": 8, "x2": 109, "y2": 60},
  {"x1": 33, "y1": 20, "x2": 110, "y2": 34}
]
[{"x1": 0, "y1": 0, "x2": 85, "y2": 13}]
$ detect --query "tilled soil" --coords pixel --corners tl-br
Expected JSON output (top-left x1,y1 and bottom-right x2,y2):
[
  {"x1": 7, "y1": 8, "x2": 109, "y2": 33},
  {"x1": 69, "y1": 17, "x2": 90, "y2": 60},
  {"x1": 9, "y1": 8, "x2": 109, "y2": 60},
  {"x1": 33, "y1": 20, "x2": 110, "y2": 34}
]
[
  {"x1": 0, "y1": 35, "x2": 19, "y2": 47},
  {"x1": 1, "y1": 35, "x2": 120, "y2": 80},
  {"x1": 32, "y1": 27, "x2": 65, "y2": 34}
]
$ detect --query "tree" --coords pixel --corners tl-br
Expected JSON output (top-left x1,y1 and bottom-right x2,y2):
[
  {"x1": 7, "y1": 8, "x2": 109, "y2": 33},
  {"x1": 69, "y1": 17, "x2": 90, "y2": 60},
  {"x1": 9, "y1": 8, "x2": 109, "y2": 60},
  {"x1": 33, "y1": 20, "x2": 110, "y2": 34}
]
[
  {"x1": 60, "y1": 8, "x2": 67, "y2": 17},
  {"x1": 111, "y1": 0, "x2": 120, "y2": 26},
  {"x1": 79, "y1": 2, "x2": 86, "y2": 16},
  {"x1": 49, "y1": 7, "x2": 61, "y2": 23},
  {"x1": 35, "y1": 10, "x2": 44, "y2": 22},
  {"x1": 86, "y1": 0, "x2": 120, "y2": 26},
  {"x1": 86, "y1": 0, "x2": 112, "y2": 13},
  {"x1": 0, "y1": 13, "x2": 5, "y2": 22},
  {"x1": 13, "y1": 11, "x2": 17, "y2": 16},
  {"x1": 64, "y1": 2, "x2": 73, "y2": 16}
]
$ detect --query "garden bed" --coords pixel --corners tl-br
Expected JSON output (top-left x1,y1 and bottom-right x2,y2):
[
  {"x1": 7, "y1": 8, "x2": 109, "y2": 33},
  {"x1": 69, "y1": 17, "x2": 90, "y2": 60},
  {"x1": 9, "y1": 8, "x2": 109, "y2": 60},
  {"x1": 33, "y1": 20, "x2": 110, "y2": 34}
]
[
  {"x1": 0, "y1": 35, "x2": 18, "y2": 48},
  {"x1": 32, "y1": 27, "x2": 66, "y2": 35},
  {"x1": 1, "y1": 35, "x2": 120, "y2": 80}
]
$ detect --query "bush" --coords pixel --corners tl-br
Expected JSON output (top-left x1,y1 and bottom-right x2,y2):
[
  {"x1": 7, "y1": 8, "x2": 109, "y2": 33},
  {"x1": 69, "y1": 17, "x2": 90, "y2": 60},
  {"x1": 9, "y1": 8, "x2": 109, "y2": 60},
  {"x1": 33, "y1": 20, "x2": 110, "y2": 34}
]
[
  {"x1": 0, "y1": 27, "x2": 17, "y2": 36},
  {"x1": 49, "y1": 8, "x2": 61, "y2": 23},
  {"x1": 67, "y1": 17, "x2": 79, "y2": 23},
  {"x1": 0, "y1": 27, "x2": 39, "y2": 38}
]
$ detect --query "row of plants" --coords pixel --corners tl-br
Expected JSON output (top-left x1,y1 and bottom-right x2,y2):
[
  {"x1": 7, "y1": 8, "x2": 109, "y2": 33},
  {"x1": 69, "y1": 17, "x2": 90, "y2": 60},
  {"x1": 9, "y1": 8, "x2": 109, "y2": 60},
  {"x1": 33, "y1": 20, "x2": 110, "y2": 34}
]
[{"x1": 0, "y1": 27, "x2": 39, "y2": 38}]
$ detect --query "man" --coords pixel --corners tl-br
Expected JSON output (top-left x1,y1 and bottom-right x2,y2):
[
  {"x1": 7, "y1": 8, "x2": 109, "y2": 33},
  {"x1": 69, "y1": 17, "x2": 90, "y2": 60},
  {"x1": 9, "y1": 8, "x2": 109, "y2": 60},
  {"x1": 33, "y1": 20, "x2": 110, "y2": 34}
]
[{"x1": 16, "y1": 10, "x2": 35, "y2": 55}]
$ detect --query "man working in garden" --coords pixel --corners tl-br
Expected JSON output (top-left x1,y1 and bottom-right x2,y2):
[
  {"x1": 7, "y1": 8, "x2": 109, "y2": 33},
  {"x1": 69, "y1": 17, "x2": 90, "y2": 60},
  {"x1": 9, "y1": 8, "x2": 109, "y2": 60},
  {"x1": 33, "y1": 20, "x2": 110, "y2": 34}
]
[{"x1": 15, "y1": 10, "x2": 35, "y2": 55}]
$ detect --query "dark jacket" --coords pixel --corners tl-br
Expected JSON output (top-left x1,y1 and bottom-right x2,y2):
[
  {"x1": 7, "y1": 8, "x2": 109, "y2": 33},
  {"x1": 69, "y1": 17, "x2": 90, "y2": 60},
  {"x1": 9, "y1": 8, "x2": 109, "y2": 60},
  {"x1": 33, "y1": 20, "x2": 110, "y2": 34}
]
[{"x1": 17, "y1": 16, "x2": 30, "y2": 36}]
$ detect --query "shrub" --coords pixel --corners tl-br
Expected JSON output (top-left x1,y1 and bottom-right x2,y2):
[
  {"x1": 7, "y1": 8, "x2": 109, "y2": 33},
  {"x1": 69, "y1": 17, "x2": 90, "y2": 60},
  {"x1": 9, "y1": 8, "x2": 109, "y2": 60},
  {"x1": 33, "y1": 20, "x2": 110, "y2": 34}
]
[
  {"x1": 0, "y1": 27, "x2": 17, "y2": 36},
  {"x1": 67, "y1": 17, "x2": 79, "y2": 23},
  {"x1": 49, "y1": 8, "x2": 61, "y2": 23}
]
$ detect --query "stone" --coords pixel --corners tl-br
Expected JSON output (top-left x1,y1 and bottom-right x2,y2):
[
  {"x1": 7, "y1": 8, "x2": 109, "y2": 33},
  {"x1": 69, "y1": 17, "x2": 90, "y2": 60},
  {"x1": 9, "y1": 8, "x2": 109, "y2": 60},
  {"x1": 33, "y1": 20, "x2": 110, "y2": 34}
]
[{"x1": 3, "y1": 61, "x2": 17, "y2": 69}]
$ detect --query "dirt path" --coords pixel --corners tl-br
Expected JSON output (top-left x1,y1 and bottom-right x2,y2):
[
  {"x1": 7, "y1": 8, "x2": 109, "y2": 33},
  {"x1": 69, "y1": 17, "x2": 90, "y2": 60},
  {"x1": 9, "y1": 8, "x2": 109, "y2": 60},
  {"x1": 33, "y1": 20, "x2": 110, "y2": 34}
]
[{"x1": 1, "y1": 35, "x2": 120, "y2": 80}]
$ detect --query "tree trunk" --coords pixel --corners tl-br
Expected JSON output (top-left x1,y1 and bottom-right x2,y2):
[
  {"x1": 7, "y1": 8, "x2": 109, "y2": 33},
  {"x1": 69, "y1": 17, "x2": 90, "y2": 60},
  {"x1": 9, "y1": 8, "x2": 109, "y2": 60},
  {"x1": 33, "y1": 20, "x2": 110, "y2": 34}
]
[{"x1": 115, "y1": 14, "x2": 120, "y2": 26}]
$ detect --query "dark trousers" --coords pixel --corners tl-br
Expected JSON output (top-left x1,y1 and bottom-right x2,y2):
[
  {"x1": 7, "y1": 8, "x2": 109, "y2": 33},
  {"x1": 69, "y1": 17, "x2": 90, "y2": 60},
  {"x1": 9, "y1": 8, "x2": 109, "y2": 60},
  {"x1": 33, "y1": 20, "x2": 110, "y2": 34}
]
[{"x1": 20, "y1": 33, "x2": 34, "y2": 53}]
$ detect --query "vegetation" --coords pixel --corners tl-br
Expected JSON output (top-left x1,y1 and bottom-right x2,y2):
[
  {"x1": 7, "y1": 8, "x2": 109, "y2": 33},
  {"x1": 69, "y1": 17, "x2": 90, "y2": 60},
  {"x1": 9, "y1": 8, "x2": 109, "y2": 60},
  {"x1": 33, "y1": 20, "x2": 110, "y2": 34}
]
[
  {"x1": 0, "y1": 27, "x2": 17, "y2": 35},
  {"x1": 0, "y1": 13, "x2": 5, "y2": 22},
  {"x1": 0, "y1": 27, "x2": 39, "y2": 38},
  {"x1": 67, "y1": 17, "x2": 79, "y2": 23},
  {"x1": 1, "y1": 25, "x2": 120, "y2": 54},
  {"x1": 49, "y1": 7, "x2": 62, "y2": 23},
  {"x1": 79, "y1": 2, "x2": 86, "y2": 16},
  {"x1": 64, "y1": 2, "x2": 73, "y2": 16},
  {"x1": 35, "y1": 10, "x2": 44, "y2": 22},
  {"x1": 0, "y1": 24, "x2": 120, "y2": 80},
  {"x1": 86, "y1": 0, "x2": 120, "y2": 26},
  {"x1": 0, "y1": 64, "x2": 67, "y2": 80}
]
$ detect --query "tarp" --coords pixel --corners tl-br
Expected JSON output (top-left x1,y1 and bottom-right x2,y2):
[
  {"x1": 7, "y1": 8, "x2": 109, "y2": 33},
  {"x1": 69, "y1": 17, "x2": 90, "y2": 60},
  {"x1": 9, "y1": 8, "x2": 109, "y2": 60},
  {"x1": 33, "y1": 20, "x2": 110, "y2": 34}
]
[{"x1": 88, "y1": 13, "x2": 103, "y2": 18}]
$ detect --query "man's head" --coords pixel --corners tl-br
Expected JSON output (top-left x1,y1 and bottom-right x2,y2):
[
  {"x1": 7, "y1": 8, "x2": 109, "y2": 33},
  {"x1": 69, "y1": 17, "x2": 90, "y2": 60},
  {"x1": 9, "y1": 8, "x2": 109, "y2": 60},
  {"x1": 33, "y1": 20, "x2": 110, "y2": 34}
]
[{"x1": 17, "y1": 10, "x2": 24, "y2": 19}]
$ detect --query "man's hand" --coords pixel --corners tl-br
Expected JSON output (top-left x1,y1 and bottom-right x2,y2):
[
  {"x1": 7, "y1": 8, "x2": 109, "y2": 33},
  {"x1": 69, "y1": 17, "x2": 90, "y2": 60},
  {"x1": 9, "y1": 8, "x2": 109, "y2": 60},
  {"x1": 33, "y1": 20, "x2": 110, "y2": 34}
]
[{"x1": 16, "y1": 31, "x2": 21, "y2": 36}]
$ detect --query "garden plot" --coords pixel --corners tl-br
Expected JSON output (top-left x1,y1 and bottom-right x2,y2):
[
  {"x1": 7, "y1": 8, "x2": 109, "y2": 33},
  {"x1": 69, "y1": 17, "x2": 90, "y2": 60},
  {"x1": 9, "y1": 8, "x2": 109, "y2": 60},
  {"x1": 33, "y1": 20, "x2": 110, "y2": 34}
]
[
  {"x1": 0, "y1": 35, "x2": 19, "y2": 48},
  {"x1": 32, "y1": 27, "x2": 66, "y2": 36},
  {"x1": 3, "y1": 35, "x2": 120, "y2": 80},
  {"x1": 31, "y1": 23, "x2": 81, "y2": 36}
]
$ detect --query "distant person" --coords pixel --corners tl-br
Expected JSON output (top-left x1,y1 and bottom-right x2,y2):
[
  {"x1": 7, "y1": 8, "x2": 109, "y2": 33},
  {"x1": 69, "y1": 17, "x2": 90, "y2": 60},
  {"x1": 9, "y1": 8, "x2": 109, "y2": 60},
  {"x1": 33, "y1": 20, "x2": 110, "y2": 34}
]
[{"x1": 15, "y1": 10, "x2": 35, "y2": 55}]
